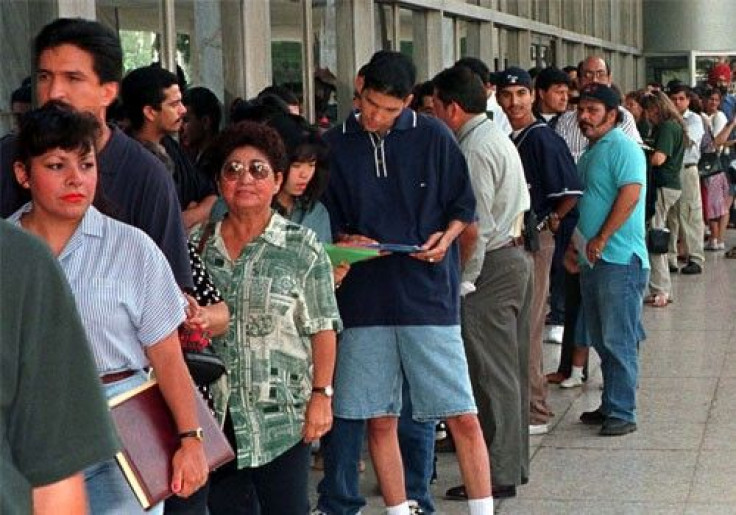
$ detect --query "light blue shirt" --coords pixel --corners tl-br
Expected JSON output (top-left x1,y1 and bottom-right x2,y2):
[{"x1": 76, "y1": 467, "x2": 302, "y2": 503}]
[
  {"x1": 10, "y1": 204, "x2": 186, "y2": 374},
  {"x1": 288, "y1": 200, "x2": 333, "y2": 243},
  {"x1": 577, "y1": 128, "x2": 650, "y2": 269}
]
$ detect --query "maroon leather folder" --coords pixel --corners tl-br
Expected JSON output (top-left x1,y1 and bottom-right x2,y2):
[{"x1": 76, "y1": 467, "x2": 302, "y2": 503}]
[{"x1": 109, "y1": 379, "x2": 234, "y2": 509}]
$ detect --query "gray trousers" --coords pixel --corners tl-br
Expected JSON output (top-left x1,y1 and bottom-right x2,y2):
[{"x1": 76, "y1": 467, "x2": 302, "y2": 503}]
[{"x1": 461, "y1": 245, "x2": 533, "y2": 486}]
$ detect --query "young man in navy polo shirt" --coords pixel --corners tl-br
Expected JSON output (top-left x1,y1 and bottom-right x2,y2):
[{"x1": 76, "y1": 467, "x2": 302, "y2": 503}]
[
  {"x1": 497, "y1": 67, "x2": 582, "y2": 436},
  {"x1": 320, "y1": 52, "x2": 493, "y2": 515}
]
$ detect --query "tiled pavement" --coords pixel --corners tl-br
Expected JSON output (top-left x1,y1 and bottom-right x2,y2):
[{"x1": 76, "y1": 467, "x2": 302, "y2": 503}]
[{"x1": 309, "y1": 241, "x2": 736, "y2": 514}]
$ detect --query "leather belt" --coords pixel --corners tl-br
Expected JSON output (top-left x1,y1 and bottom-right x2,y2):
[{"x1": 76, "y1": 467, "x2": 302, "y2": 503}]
[
  {"x1": 685, "y1": 163, "x2": 698, "y2": 167},
  {"x1": 499, "y1": 236, "x2": 524, "y2": 249},
  {"x1": 100, "y1": 370, "x2": 135, "y2": 384}
]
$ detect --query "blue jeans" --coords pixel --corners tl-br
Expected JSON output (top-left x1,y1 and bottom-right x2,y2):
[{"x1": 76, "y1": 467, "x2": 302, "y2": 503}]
[
  {"x1": 317, "y1": 379, "x2": 435, "y2": 514},
  {"x1": 580, "y1": 256, "x2": 648, "y2": 424}
]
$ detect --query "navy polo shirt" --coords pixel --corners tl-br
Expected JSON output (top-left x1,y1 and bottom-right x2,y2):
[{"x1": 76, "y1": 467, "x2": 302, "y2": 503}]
[
  {"x1": 511, "y1": 120, "x2": 582, "y2": 218},
  {"x1": 322, "y1": 109, "x2": 476, "y2": 328}
]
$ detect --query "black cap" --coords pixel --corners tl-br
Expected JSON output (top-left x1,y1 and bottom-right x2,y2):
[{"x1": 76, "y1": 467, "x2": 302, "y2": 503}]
[
  {"x1": 496, "y1": 67, "x2": 533, "y2": 90},
  {"x1": 534, "y1": 67, "x2": 571, "y2": 91},
  {"x1": 578, "y1": 83, "x2": 621, "y2": 109},
  {"x1": 665, "y1": 79, "x2": 689, "y2": 95}
]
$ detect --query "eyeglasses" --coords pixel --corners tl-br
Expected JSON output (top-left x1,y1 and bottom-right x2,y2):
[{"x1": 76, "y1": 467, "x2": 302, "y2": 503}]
[
  {"x1": 221, "y1": 160, "x2": 273, "y2": 182},
  {"x1": 582, "y1": 70, "x2": 609, "y2": 80}
]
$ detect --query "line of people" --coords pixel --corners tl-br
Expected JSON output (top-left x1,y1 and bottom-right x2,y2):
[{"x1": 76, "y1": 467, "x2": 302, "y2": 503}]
[{"x1": 6, "y1": 14, "x2": 724, "y2": 515}]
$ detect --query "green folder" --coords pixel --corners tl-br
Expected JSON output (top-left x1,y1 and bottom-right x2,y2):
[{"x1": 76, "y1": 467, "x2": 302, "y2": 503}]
[{"x1": 324, "y1": 244, "x2": 381, "y2": 266}]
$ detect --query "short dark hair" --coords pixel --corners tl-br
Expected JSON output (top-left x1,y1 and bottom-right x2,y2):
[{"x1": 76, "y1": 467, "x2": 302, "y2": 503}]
[
  {"x1": 34, "y1": 18, "x2": 123, "y2": 84},
  {"x1": 212, "y1": 121, "x2": 288, "y2": 177},
  {"x1": 563, "y1": 66, "x2": 577, "y2": 74},
  {"x1": 15, "y1": 100, "x2": 100, "y2": 166},
  {"x1": 535, "y1": 67, "x2": 571, "y2": 92},
  {"x1": 432, "y1": 66, "x2": 487, "y2": 115},
  {"x1": 361, "y1": 51, "x2": 416, "y2": 100},
  {"x1": 455, "y1": 57, "x2": 491, "y2": 85},
  {"x1": 11, "y1": 81, "x2": 32, "y2": 104},
  {"x1": 259, "y1": 85, "x2": 299, "y2": 108},
  {"x1": 666, "y1": 80, "x2": 690, "y2": 96},
  {"x1": 121, "y1": 65, "x2": 179, "y2": 131},
  {"x1": 409, "y1": 81, "x2": 435, "y2": 111},
  {"x1": 183, "y1": 87, "x2": 222, "y2": 133}
]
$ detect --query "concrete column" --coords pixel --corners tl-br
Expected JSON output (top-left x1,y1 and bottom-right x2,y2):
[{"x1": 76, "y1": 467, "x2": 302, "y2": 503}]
[
  {"x1": 220, "y1": 1, "x2": 245, "y2": 111},
  {"x1": 413, "y1": 10, "x2": 443, "y2": 82},
  {"x1": 466, "y1": 20, "x2": 495, "y2": 69},
  {"x1": 191, "y1": 1, "x2": 224, "y2": 100},
  {"x1": 335, "y1": 0, "x2": 374, "y2": 119}
]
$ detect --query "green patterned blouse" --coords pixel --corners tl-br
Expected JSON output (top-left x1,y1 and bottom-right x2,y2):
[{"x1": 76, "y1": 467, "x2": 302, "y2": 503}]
[{"x1": 191, "y1": 212, "x2": 342, "y2": 468}]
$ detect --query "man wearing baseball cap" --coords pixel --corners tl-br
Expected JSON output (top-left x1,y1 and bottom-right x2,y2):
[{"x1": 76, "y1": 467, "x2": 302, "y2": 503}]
[
  {"x1": 570, "y1": 83, "x2": 649, "y2": 436},
  {"x1": 496, "y1": 66, "x2": 582, "y2": 436}
]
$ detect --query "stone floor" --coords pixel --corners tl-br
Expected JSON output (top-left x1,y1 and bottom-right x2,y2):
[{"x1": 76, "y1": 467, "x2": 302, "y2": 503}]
[{"x1": 309, "y1": 239, "x2": 736, "y2": 514}]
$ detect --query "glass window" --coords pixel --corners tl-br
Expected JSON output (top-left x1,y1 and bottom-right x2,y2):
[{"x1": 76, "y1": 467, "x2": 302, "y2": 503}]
[
  {"x1": 645, "y1": 55, "x2": 689, "y2": 87},
  {"x1": 375, "y1": 3, "x2": 395, "y2": 51},
  {"x1": 442, "y1": 16, "x2": 455, "y2": 68},
  {"x1": 97, "y1": 2, "x2": 165, "y2": 73},
  {"x1": 271, "y1": 0, "x2": 305, "y2": 110},
  {"x1": 399, "y1": 8, "x2": 414, "y2": 59}
]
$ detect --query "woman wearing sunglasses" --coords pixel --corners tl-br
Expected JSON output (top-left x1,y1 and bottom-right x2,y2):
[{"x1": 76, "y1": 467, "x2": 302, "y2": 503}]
[{"x1": 196, "y1": 121, "x2": 341, "y2": 514}]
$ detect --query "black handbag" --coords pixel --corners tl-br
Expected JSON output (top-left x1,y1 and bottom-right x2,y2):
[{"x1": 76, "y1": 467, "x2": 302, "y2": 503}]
[
  {"x1": 180, "y1": 222, "x2": 227, "y2": 386},
  {"x1": 183, "y1": 345, "x2": 227, "y2": 386},
  {"x1": 646, "y1": 227, "x2": 670, "y2": 254},
  {"x1": 698, "y1": 152, "x2": 722, "y2": 178}
]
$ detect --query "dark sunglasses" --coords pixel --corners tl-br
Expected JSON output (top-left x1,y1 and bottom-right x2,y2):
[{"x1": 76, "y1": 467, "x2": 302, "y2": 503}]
[{"x1": 221, "y1": 160, "x2": 273, "y2": 181}]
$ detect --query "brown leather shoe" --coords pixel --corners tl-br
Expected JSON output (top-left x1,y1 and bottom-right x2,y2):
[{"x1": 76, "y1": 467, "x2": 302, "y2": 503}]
[{"x1": 546, "y1": 372, "x2": 566, "y2": 384}]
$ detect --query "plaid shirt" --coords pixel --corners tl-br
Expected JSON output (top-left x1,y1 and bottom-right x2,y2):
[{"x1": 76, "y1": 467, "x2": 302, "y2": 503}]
[{"x1": 192, "y1": 212, "x2": 341, "y2": 468}]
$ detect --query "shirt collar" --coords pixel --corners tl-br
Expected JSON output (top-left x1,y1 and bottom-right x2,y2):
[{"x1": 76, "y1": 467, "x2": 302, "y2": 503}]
[
  {"x1": 456, "y1": 113, "x2": 489, "y2": 141},
  {"x1": 342, "y1": 108, "x2": 417, "y2": 134},
  {"x1": 218, "y1": 210, "x2": 290, "y2": 250}
]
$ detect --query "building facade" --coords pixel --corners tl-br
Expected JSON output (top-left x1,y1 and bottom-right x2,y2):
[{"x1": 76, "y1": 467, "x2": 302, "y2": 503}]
[
  {"x1": 0, "y1": 0, "x2": 644, "y2": 134},
  {"x1": 644, "y1": 0, "x2": 736, "y2": 88}
]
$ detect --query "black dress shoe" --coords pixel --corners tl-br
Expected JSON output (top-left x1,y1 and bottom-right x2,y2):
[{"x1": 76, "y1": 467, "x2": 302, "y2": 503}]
[
  {"x1": 580, "y1": 408, "x2": 607, "y2": 425},
  {"x1": 492, "y1": 485, "x2": 517, "y2": 499},
  {"x1": 669, "y1": 264, "x2": 679, "y2": 273},
  {"x1": 445, "y1": 485, "x2": 467, "y2": 500},
  {"x1": 599, "y1": 417, "x2": 637, "y2": 436},
  {"x1": 445, "y1": 483, "x2": 517, "y2": 500},
  {"x1": 680, "y1": 261, "x2": 702, "y2": 275}
]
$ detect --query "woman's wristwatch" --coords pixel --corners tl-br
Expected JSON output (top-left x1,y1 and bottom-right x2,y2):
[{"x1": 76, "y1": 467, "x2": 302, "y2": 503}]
[{"x1": 312, "y1": 385, "x2": 334, "y2": 398}]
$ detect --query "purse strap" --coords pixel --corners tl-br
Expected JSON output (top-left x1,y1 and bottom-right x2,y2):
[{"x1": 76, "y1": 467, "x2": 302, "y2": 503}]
[{"x1": 196, "y1": 221, "x2": 216, "y2": 256}]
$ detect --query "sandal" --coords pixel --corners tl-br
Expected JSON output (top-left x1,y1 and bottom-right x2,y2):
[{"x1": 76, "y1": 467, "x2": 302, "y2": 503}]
[{"x1": 726, "y1": 247, "x2": 736, "y2": 259}]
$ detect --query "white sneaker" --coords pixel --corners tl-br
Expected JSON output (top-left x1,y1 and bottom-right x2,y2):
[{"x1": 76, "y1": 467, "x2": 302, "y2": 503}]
[
  {"x1": 407, "y1": 500, "x2": 425, "y2": 515},
  {"x1": 560, "y1": 375, "x2": 584, "y2": 388},
  {"x1": 529, "y1": 423, "x2": 549, "y2": 435},
  {"x1": 718, "y1": 241, "x2": 726, "y2": 250},
  {"x1": 544, "y1": 325, "x2": 563, "y2": 344}
]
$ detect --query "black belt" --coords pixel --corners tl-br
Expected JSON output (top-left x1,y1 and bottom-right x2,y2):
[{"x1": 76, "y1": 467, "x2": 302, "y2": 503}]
[
  {"x1": 100, "y1": 370, "x2": 135, "y2": 384},
  {"x1": 685, "y1": 163, "x2": 698, "y2": 167},
  {"x1": 497, "y1": 236, "x2": 524, "y2": 250}
]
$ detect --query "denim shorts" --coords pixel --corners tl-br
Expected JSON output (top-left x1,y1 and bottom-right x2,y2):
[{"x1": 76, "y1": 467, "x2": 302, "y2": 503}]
[{"x1": 333, "y1": 325, "x2": 477, "y2": 422}]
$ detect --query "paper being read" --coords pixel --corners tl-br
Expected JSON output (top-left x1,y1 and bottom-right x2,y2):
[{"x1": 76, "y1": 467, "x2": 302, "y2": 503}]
[{"x1": 572, "y1": 228, "x2": 592, "y2": 268}]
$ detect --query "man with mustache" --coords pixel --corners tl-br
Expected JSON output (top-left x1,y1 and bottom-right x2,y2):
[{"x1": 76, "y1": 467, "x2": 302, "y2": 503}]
[
  {"x1": 496, "y1": 67, "x2": 582, "y2": 436},
  {"x1": 569, "y1": 83, "x2": 649, "y2": 436},
  {"x1": 0, "y1": 18, "x2": 192, "y2": 290},
  {"x1": 121, "y1": 65, "x2": 217, "y2": 230}
]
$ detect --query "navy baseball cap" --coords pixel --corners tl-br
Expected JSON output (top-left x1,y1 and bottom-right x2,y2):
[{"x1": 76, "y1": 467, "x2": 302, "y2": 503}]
[
  {"x1": 578, "y1": 83, "x2": 621, "y2": 109},
  {"x1": 496, "y1": 67, "x2": 533, "y2": 90}
]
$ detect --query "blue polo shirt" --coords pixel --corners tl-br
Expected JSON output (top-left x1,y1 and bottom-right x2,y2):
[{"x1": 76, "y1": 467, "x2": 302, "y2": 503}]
[
  {"x1": 322, "y1": 109, "x2": 476, "y2": 328},
  {"x1": 511, "y1": 120, "x2": 582, "y2": 217},
  {"x1": 577, "y1": 128, "x2": 649, "y2": 269}
]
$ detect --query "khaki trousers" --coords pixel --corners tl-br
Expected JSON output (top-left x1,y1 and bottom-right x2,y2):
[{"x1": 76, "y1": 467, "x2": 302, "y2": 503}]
[
  {"x1": 528, "y1": 230, "x2": 555, "y2": 425},
  {"x1": 667, "y1": 164, "x2": 705, "y2": 266},
  {"x1": 650, "y1": 187, "x2": 681, "y2": 298}
]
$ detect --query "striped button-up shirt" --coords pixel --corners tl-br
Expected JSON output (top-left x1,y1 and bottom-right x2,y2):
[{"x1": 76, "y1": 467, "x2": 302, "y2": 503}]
[
  {"x1": 10, "y1": 204, "x2": 186, "y2": 374},
  {"x1": 555, "y1": 106, "x2": 643, "y2": 163}
]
